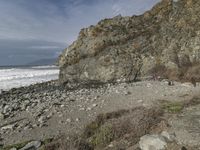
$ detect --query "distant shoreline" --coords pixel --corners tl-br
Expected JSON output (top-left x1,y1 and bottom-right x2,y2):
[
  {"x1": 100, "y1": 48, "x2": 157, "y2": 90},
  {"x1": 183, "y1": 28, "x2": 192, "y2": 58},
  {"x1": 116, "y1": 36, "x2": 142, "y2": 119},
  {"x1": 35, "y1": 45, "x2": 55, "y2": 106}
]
[{"x1": 0, "y1": 64, "x2": 58, "y2": 69}]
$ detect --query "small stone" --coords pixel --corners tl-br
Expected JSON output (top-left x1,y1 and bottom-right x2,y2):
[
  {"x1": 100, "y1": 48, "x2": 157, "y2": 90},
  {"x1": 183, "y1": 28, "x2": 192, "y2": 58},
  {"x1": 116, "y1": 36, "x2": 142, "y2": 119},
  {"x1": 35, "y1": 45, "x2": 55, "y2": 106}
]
[
  {"x1": 19, "y1": 141, "x2": 41, "y2": 150},
  {"x1": 146, "y1": 83, "x2": 152, "y2": 88},
  {"x1": 24, "y1": 125, "x2": 32, "y2": 131},
  {"x1": 3, "y1": 105, "x2": 10, "y2": 114},
  {"x1": 161, "y1": 131, "x2": 176, "y2": 142},
  {"x1": 94, "y1": 96, "x2": 100, "y2": 100},
  {"x1": 139, "y1": 134, "x2": 167, "y2": 150},
  {"x1": 92, "y1": 104, "x2": 98, "y2": 107},
  {"x1": 79, "y1": 108, "x2": 85, "y2": 111},
  {"x1": 38, "y1": 116, "x2": 47, "y2": 123},
  {"x1": 138, "y1": 100, "x2": 143, "y2": 103},
  {"x1": 0, "y1": 113, "x2": 5, "y2": 120},
  {"x1": 31, "y1": 103, "x2": 37, "y2": 107},
  {"x1": 1, "y1": 124, "x2": 15, "y2": 131},
  {"x1": 66, "y1": 118, "x2": 71, "y2": 123},
  {"x1": 32, "y1": 124, "x2": 38, "y2": 128},
  {"x1": 76, "y1": 118, "x2": 80, "y2": 122},
  {"x1": 115, "y1": 90, "x2": 120, "y2": 94},
  {"x1": 47, "y1": 113, "x2": 53, "y2": 119},
  {"x1": 108, "y1": 143, "x2": 114, "y2": 148},
  {"x1": 87, "y1": 107, "x2": 92, "y2": 111},
  {"x1": 25, "y1": 106, "x2": 31, "y2": 111},
  {"x1": 21, "y1": 104, "x2": 27, "y2": 111}
]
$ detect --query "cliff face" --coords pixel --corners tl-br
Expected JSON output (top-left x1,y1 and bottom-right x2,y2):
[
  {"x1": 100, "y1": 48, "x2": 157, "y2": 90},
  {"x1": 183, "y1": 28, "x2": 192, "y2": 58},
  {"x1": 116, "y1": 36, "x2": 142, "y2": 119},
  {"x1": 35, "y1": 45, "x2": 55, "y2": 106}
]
[{"x1": 59, "y1": 0, "x2": 200, "y2": 83}]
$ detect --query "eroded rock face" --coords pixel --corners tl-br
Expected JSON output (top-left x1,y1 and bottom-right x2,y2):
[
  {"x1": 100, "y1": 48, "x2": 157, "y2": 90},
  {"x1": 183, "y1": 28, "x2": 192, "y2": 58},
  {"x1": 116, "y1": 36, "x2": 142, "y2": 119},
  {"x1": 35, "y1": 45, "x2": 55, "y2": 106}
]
[{"x1": 59, "y1": 0, "x2": 200, "y2": 83}]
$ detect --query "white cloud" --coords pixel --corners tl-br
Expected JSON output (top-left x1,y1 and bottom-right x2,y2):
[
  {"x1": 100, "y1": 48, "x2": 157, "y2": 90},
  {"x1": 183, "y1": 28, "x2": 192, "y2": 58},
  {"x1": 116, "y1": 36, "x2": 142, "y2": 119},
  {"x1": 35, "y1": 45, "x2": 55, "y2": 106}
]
[{"x1": 0, "y1": 0, "x2": 160, "y2": 44}]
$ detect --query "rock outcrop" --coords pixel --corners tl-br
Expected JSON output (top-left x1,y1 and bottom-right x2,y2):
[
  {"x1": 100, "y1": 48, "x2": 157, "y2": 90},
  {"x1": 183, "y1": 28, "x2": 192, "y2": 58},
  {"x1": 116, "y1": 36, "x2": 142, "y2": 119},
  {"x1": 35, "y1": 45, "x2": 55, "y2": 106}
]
[{"x1": 59, "y1": 0, "x2": 200, "y2": 83}]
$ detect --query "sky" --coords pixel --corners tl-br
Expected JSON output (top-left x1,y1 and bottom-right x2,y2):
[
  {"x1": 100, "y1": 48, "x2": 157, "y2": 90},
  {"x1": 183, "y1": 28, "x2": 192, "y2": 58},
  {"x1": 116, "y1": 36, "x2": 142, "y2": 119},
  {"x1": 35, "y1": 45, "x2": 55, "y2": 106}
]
[{"x1": 0, "y1": 0, "x2": 160, "y2": 66}]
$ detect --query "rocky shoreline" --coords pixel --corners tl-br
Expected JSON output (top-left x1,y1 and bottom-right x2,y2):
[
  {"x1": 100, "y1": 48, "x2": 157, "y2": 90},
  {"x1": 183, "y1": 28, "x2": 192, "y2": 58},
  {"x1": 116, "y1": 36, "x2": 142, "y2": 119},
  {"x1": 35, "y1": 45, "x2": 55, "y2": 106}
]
[
  {"x1": 0, "y1": 80, "x2": 135, "y2": 146},
  {"x1": 2, "y1": 0, "x2": 200, "y2": 149},
  {"x1": 0, "y1": 79, "x2": 200, "y2": 149}
]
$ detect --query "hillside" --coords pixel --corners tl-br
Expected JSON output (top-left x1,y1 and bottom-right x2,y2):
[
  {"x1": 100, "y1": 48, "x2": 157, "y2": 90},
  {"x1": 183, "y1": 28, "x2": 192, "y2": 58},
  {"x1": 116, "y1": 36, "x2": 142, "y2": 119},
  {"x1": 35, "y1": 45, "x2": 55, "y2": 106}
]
[
  {"x1": 26, "y1": 58, "x2": 57, "y2": 66},
  {"x1": 59, "y1": 0, "x2": 200, "y2": 83}
]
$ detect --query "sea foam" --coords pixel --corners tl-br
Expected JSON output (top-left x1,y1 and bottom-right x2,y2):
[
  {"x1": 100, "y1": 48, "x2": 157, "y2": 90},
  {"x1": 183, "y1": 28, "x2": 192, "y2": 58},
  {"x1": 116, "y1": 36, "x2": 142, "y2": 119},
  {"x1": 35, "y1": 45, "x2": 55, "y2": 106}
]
[{"x1": 0, "y1": 66, "x2": 59, "y2": 91}]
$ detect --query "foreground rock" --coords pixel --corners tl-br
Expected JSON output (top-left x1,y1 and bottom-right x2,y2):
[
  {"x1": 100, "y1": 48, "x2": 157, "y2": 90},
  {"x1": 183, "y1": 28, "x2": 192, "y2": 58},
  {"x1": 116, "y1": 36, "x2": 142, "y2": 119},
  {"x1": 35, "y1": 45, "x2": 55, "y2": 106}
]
[
  {"x1": 139, "y1": 134, "x2": 167, "y2": 150},
  {"x1": 59, "y1": 0, "x2": 200, "y2": 83}
]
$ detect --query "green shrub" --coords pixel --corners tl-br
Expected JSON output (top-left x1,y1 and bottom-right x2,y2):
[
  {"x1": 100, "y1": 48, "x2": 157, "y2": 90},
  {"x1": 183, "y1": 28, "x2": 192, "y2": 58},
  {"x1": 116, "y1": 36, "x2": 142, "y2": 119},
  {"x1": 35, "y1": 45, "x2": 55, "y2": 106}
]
[
  {"x1": 89, "y1": 124, "x2": 114, "y2": 147},
  {"x1": 162, "y1": 102, "x2": 184, "y2": 113}
]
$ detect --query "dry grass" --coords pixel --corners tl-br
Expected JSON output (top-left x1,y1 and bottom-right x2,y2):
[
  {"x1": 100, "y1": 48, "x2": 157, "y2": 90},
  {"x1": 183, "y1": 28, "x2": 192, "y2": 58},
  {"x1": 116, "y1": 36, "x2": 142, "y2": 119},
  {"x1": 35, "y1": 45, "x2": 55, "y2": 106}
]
[
  {"x1": 160, "y1": 95, "x2": 200, "y2": 114},
  {"x1": 43, "y1": 107, "x2": 164, "y2": 150},
  {"x1": 43, "y1": 96, "x2": 200, "y2": 150}
]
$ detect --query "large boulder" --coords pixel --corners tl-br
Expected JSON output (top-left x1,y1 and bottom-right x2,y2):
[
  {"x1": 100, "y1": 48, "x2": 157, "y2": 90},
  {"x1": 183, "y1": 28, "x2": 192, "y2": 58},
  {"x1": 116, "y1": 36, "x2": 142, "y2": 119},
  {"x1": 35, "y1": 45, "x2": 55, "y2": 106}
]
[{"x1": 59, "y1": 0, "x2": 200, "y2": 83}]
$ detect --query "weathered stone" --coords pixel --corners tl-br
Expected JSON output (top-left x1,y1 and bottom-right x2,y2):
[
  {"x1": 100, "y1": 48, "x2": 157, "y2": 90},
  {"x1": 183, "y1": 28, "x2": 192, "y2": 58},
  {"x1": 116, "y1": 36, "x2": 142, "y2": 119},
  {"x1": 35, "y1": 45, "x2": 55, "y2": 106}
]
[
  {"x1": 139, "y1": 134, "x2": 167, "y2": 150},
  {"x1": 38, "y1": 116, "x2": 47, "y2": 124},
  {"x1": 1, "y1": 124, "x2": 15, "y2": 131},
  {"x1": 0, "y1": 113, "x2": 4, "y2": 120},
  {"x1": 3, "y1": 105, "x2": 10, "y2": 114},
  {"x1": 161, "y1": 131, "x2": 176, "y2": 142},
  {"x1": 19, "y1": 141, "x2": 41, "y2": 150},
  {"x1": 92, "y1": 103, "x2": 98, "y2": 107},
  {"x1": 66, "y1": 118, "x2": 71, "y2": 123}
]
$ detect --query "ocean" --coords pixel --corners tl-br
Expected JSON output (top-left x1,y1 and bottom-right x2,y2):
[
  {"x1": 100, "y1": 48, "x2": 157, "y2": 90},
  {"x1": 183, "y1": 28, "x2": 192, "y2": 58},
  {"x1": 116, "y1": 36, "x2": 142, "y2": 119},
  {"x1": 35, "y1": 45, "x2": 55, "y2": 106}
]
[{"x1": 0, "y1": 65, "x2": 59, "y2": 91}]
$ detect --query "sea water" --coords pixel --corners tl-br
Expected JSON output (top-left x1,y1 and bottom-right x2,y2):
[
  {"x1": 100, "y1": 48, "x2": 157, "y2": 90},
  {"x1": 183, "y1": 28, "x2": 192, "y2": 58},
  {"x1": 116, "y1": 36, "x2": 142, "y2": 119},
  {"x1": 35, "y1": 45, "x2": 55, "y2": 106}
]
[{"x1": 0, "y1": 65, "x2": 59, "y2": 91}]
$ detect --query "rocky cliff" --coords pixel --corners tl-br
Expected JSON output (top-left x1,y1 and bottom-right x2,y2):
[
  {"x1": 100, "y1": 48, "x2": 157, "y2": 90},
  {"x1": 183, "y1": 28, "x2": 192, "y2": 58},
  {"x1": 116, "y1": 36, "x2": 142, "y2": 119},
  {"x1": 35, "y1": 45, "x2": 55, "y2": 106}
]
[{"x1": 59, "y1": 0, "x2": 200, "y2": 83}]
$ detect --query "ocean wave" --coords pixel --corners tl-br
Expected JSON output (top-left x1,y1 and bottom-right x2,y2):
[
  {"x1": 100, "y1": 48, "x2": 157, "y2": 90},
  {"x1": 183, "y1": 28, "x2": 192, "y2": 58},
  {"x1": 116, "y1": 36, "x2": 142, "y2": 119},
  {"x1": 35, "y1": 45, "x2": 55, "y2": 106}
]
[
  {"x1": 31, "y1": 65, "x2": 58, "y2": 69},
  {"x1": 0, "y1": 68, "x2": 59, "y2": 82}
]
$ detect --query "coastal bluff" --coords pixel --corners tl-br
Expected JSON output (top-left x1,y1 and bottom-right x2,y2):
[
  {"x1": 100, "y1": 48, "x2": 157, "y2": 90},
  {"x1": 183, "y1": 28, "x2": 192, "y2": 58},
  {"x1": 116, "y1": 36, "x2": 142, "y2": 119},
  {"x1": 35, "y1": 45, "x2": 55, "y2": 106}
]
[{"x1": 59, "y1": 0, "x2": 200, "y2": 83}]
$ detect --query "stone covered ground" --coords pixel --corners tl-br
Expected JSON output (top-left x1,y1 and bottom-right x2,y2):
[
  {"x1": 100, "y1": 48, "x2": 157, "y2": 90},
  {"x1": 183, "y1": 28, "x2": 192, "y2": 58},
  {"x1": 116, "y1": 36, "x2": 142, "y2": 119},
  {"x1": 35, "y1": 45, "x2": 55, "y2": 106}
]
[{"x1": 0, "y1": 79, "x2": 200, "y2": 150}]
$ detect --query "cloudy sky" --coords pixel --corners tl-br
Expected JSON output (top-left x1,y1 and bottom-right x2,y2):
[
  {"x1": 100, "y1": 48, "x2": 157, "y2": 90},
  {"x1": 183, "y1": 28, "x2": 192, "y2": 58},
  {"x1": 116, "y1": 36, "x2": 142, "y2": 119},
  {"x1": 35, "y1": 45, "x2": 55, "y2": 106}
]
[{"x1": 0, "y1": 0, "x2": 160, "y2": 66}]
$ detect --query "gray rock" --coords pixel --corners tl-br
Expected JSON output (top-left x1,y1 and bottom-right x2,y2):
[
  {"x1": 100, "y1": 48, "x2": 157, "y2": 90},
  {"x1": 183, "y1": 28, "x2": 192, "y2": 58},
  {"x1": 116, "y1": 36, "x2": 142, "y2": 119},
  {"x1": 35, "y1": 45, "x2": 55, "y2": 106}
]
[
  {"x1": 66, "y1": 118, "x2": 71, "y2": 123},
  {"x1": 19, "y1": 141, "x2": 41, "y2": 150},
  {"x1": 161, "y1": 131, "x2": 176, "y2": 142},
  {"x1": 3, "y1": 105, "x2": 10, "y2": 114},
  {"x1": 1, "y1": 124, "x2": 16, "y2": 131},
  {"x1": 0, "y1": 113, "x2": 5, "y2": 120},
  {"x1": 38, "y1": 116, "x2": 47, "y2": 124},
  {"x1": 92, "y1": 103, "x2": 98, "y2": 107},
  {"x1": 139, "y1": 134, "x2": 167, "y2": 150}
]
